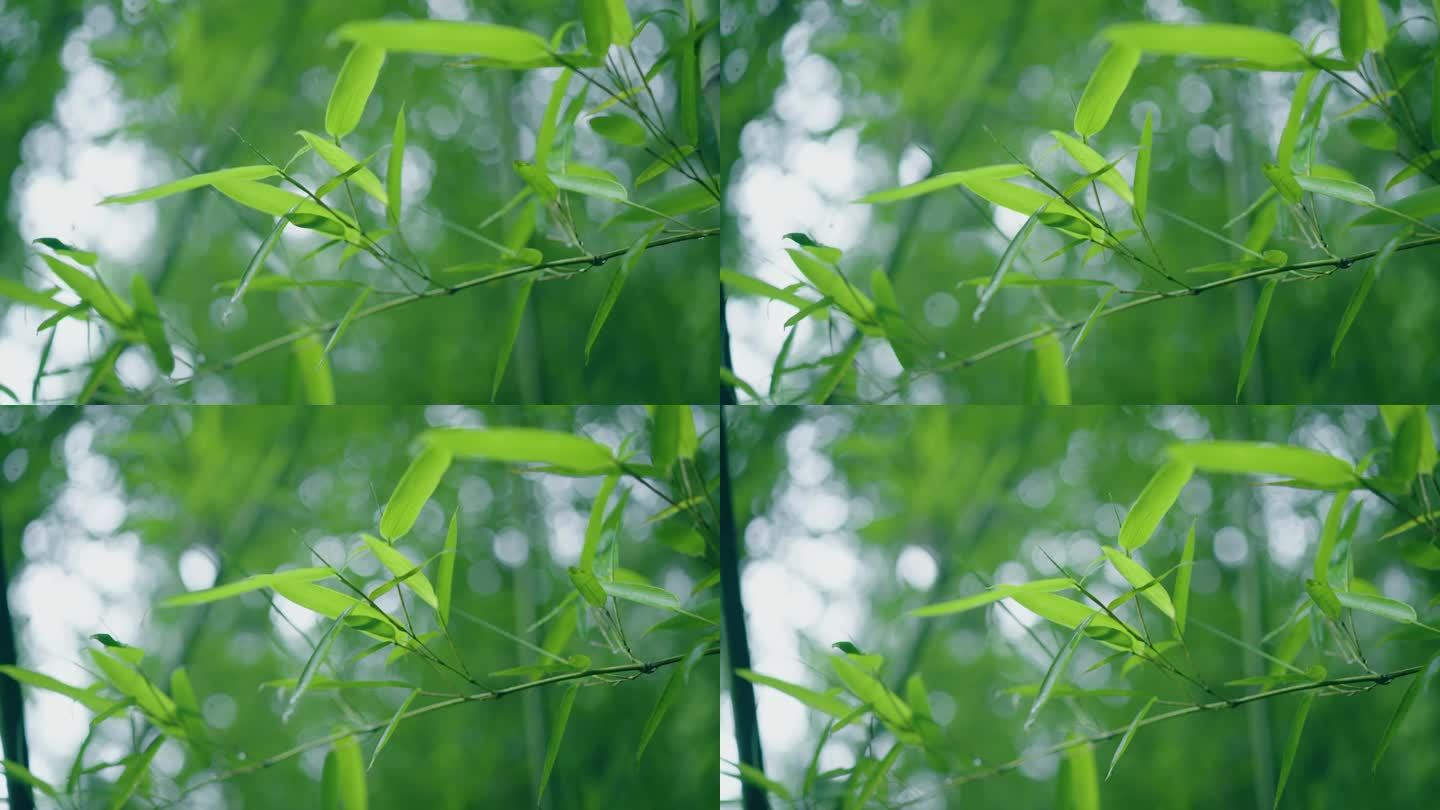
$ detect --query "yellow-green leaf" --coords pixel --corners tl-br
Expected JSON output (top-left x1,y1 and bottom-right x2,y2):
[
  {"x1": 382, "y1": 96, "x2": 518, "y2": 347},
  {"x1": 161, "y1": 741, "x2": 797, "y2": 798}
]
[
  {"x1": 1101, "y1": 547, "x2": 1175, "y2": 619},
  {"x1": 1168, "y1": 441, "x2": 1355, "y2": 488},
  {"x1": 1102, "y1": 22, "x2": 1307, "y2": 69},
  {"x1": 379, "y1": 444, "x2": 452, "y2": 541},
  {"x1": 129, "y1": 273, "x2": 173, "y2": 374},
  {"x1": 362, "y1": 534, "x2": 438, "y2": 609},
  {"x1": 1053, "y1": 131, "x2": 1133, "y2": 204},
  {"x1": 1119, "y1": 459, "x2": 1193, "y2": 551},
  {"x1": 855, "y1": 164, "x2": 1028, "y2": 204},
  {"x1": 161, "y1": 567, "x2": 333, "y2": 608},
  {"x1": 299, "y1": 131, "x2": 386, "y2": 203},
  {"x1": 325, "y1": 44, "x2": 385, "y2": 140},
  {"x1": 335, "y1": 19, "x2": 554, "y2": 66},
  {"x1": 1034, "y1": 333, "x2": 1071, "y2": 404},
  {"x1": 100, "y1": 165, "x2": 278, "y2": 205},
  {"x1": 423, "y1": 427, "x2": 615, "y2": 473},
  {"x1": 1074, "y1": 45, "x2": 1140, "y2": 137}
]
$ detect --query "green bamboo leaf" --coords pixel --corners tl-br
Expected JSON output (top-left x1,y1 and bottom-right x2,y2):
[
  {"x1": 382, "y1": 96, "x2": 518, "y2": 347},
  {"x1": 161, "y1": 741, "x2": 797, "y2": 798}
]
[
  {"x1": 636, "y1": 146, "x2": 694, "y2": 185},
  {"x1": 849, "y1": 744, "x2": 902, "y2": 810},
  {"x1": 161, "y1": 567, "x2": 333, "y2": 607},
  {"x1": 735, "y1": 763, "x2": 792, "y2": 802},
  {"x1": 1053, "y1": 131, "x2": 1133, "y2": 203},
  {"x1": 40, "y1": 255, "x2": 131, "y2": 327},
  {"x1": 325, "y1": 44, "x2": 385, "y2": 140},
  {"x1": 129, "y1": 273, "x2": 173, "y2": 374},
  {"x1": 362, "y1": 535, "x2": 438, "y2": 609},
  {"x1": 1305, "y1": 577, "x2": 1344, "y2": 620},
  {"x1": 1380, "y1": 510, "x2": 1440, "y2": 540},
  {"x1": 1074, "y1": 45, "x2": 1140, "y2": 137},
  {"x1": 1119, "y1": 458, "x2": 1194, "y2": 551},
  {"x1": 0, "y1": 759, "x2": 59, "y2": 800},
  {"x1": 969, "y1": 177, "x2": 1091, "y2": 222},
  {"x1": 0, "y1": 277, "x2": 67, "y2": 313},
  {"x1": 607, "y1": 0, "x2": 634, "y2": 46},
  {"x1": 635, "y1": 663, "x2": 684, "y2": 761},
  {"x1": 786, "y1": 248, "x2": 877, "y2": 327},
  {"x1": 1026, "y1": 615, "x2": 1094, "y2": 729},
  {"x1": 581, "y1": 0, "x2": 613, "y2": 57},
  {"x1": 1174, "y1": 522, "x2": 1196, "y2": 634},
  {"x1": 1273, "y1": 693, "x2": 1314, "y2": 809},
  {"x1": 299, "y1": 131, "x2": 386, "y2": 203},
  {"x1": 322, "y1": 288, "x2": 371, "y2": 358},
  {"x1": 367, "y1": 688, "x2": 420, "y2": 771},
  {"x1": 109, "y1": 737, "x2": 163, "y2": 810},
  {"x1": 294, "y1": 335, "x2": 336, "y2": 404},
  {"x1": 550, "y1": 168, "x2": 628, "y2": 201},
  {"x1": 1168, "y1": 441, "x2": 1355, "y2": 488},
  {"x1": 32, "y1": 236, "x2": 97, "y2": 266},
  {"x1": 975, "y1": 208, "x2": 1043, "y2": 322},
  {"x1": 491, "y1": 276, "x2": 534, "y2": 401},
  {"x1": 284, "y1": 607, "x2": 354, "y2": 722},
  {"x1": 1372, "y1": 653, "x2": 1439, "y2": 772},
  {"x1": 1034, "y1": 333, "x2": 1071, "y2": 405},
  {"x1": 911, "y1": 578, "x2": 1073, "y2": 617},
  {"x1": 0, "y1": 665, "x2": 114, "y2": 713},
  {"x1": 422, "y1": 427, "x2": 615, "y2": 472},
  {"x1": 335, "y1": 19, "x2": 554, "y2": 66},
  {"x1": 651, "y1": 404, "x2": 697, "y2": 471},
  {"x1": 1107, "y1": 696, "x2": 1157, "y2": 780},
  {"x1": 100, "y1": 165, "x2": 278, "y2": 205},
  {"x1": 720, "y1": 269, "x2": 826, "y2": 314},
  {"x1": 567, "y1": 566, "x2": 608, "y2": 608},
  {"x1": 831, "y1": 654, "x2": 911, "y2": 729},
  {"x1": 213, "y1": 179, "x2": 354, "y2": 230},
  {"x1": 535, "y1": 70, "x2": 572, "y2": 171},
  {"x1": 679, "y1": 34, "x2": 700, "y2": 145},
  {"x1": 1102, "y1": 22, "x2": 1307, "y2": 69},
  {"x1": 586, "y1": 226, "x2": 658, "y2": 362},
  {"x1": 1331, "y1": 231, "x2": 1403, "y2": 362},
  {"x1": 1101, "y1": 547, "x2": 1175, "y2": 619},
  {"x1": 1349, "y1": 118, "x2": 1399, "y2": 151},
  {"x1": 1391, "y1": 406, "x2": 1427, "y2": 483},
  {"x1": 1011, "y1": 592, "x2": 1134, "y2": 650},
  {"x1": 603, "y1": 181, "x2": 716, "y2": 227},
  {"x1": 387, "y1": 105, "x2": 406, "y2": 228},
  {"x1": 869, "y1": 269, "x2": 922, "y2": 369},
  {"x1": 736, "y1": 669, "x2": 852, "y2": 719},
  {"x1": 600, "y1": 581, "x2": 715, "y2": 623},
  {"x1": 1340, "y1": 0, "x2": 1368, "y2": 64},
  {"x1": 1294, "y1": 174, "x2": 1375, "y2": 206},
  {"x1": 1335, "y1": 590, "x2": 1417, "y2": 624},
  {"x1": 580, "y1": 474, "x2": 619, "y2": 574},
  {"x1": 380, "y1": 444, "x2": 453, "y2": 542},
  {"x1": 89, "y1": 649, "x2": 177, "y2": 727},
  {"x1": 169, "y1": 666, "x2": 207, "y2": 745},
  {"x1": 1060, "y1": 737, "x2": 1100, "y2": 810},
  {"x1": 436, "y1": 508, "x2": 459, "y2": 626},
  {"x1": 810, "y1": 341, "x2": 861, "y2": 404},
  {"x1": 334, "y1": 734, "x2": 368, "y2": 810},
  {"x1": 1277, "y1": 71, "x2": 1317, "y2": 170},
  {"x1": 537, "y1": 683, "x2": 579, "y2": 803},
  {"x1": 856, "y1": 164, "x2": 1028, "y2": 204},
  {"x1": 1236, "y1": 278, "x2": 1278, "y2": 401},
  {"x1": 1313, "y1": 490, "x2": 1351, "y2": 585},
  {"x1": 589, "y1": 114, "x2": 647, "y2": 146},
  {"x1": 1135, "y1": 110, "x2": 1154, "y2": 219}
]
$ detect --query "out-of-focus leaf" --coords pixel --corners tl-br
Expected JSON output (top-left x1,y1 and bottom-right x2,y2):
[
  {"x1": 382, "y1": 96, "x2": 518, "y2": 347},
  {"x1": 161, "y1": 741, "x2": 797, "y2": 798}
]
[
  {"x1": 589, "y1": 114, "x2": 647, "y2": 146},
  {"x1": 436, "y1": 508, "x2": 459, "y2": 626},
  {"x1": 1372, "y1": 653, "x2": 1440, "y2": 772},
  {"x1": 1034, "y1": 333, "x2": 1071, "y2": 404},
  {"x1": 1135, "y1": 110, "x2": 1154, "y2": 219},
  {"x1": 109, "y1": 737, "x2": 163, "y2": 810},
  {"x1": 635, "y1": 663, "x2": 684, "y2": 761},
  {"x1": 130, "y1": 273, "x2": 173, "y2": 374},
  {"x1": 368, "y1": 688, "x2": 420, "y2": 771},
  {"x1": 1331, "y1": 231, "x2": 1403, "y2": 362},
  {"x1": 387, "y1": 104, "x2": 406, "y2": 227},
  {"x1": 1059, "y1": 738, "x2": 1100, "y2": 810},
  {"x1": 0, "y1": 666, "x2": 114, "y2": 713},
  {"x1": 294, "y1": 335, "x2": 336, "y2": 404},
  {"x1": 586, "y1": 226, "x2": 658, "y2": 362},
  {"x1": 1107, "y1": 696, "x2": 1157, "y2": 780},
  {"x1": 333, "y1": 734, "x2": 368, "y2": 810}
]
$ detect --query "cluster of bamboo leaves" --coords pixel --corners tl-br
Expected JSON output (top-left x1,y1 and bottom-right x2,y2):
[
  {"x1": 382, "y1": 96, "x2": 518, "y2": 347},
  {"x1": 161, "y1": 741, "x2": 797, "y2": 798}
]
[
  {"x1": 722, "y1": 2, "x2": 1440, "y2": 403},
  {"x1": 3, "y1": 0, "x2": 717, "y2": 404},
  {"x1": 731, "y1": 405, "x2": 1440, "y2": 808},
  {"x1": 0, "y1": 407, "x2": 719, "y2": 807}
]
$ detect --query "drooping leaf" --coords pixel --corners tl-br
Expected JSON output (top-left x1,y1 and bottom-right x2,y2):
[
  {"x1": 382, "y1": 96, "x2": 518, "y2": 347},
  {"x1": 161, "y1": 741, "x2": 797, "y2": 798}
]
[
  {"x1": 735, "y1": 762, "x2": 792, "y2": 802},
  {"x1": 1372, "y1": 653, "x2": 1440, "y2": 772},
  {"x1": 299, "y1": 131, "x2": 386, "y2": 203},
  {"x1": 1074, "y1": 45, "x2": 1141, "y2": 137},
  {"x1": 1173, "y1": 522, "x2": 1196, "y2": 634},
  {"x1": 129, "y1": 273, "x2": 173, "y2": 374},
  {"x1": 333, "y1": 734, "x2": 368, "y2": 810},
  {"x1": 651, "y1": 405, "x2": 698, "y2": 471},
  {"x1": 284, "y1": 607, "x2": 353, "y2": 723},
  {"x1": 379, "y1": 444, "x2": 453, "y2": 542},
  {"x1": 537, "y1": 683, "x2": 580, "y2": 803},
  {"x1": 635, "y1": 663, "x2": 684, "y2": 761},
  {"x1": 585, "y1": 226, "x2": 658, "y2": 362},
  {"x1": 735, "y1": 669, "x2": 851, "y2": 719},
  {"x1": 1101, "y1": 547, "x2": 1176, "y2": 619},
  {"x1": 1135, "y1": 110, "x2": 1154, "y2": 219},
  {"x1": 1273, "y1": 693, "x2": 1314, "y2": 809},
  {"x1": 109, "y1": 737, "x2": 163, "y2": 810},
  {"x1": 0, "y1": 759, "x2": 59, "y2": 800},
  {"x1": 0, "y1": 666, "x2": 114, "y2": 713},
  {"x1": 1168, "y1": 441, "x2": 1355, "y2": 488},
  {"x1": 580, "y1": 474, "x2": 619, "y2": 574},
  {"x1": 1339, "y1": 0, "x2": 1368, "y2": 64},
  {"x1": 1331, "y1": 231, "x2": 1403, "y2": 362},
  {"x1": 363, "y1": 535, "x2": 439, "y2": 609},
  {"x1": 490, "y1": 276, "x2": 533, "y2": 402},
  {"x1": 636, "y1": 146, "x2": 695, "y2": 185},
  {"x1": 387, "y1": 104, "x2": 406, "y2": 228},
  {"x1": 550, "y1": 168, "x2": 628, "y2": 201},
  {"x1": 436, "y1": 508, "x2": 459, "y2": 626},
  {"x1": 1107, "y1": 696, "x2": 1157, "y2": 780},
  {"x1": 335, "y1": 19, "x2": 554, "y2": 67},
  {"x1": 325, "y1": 44, "x2": 386, "y2": 140},
  {"x1": 1027, "y1": 615, "x2": 1094, "y2": 729},
  {"x1": 422, "y1": 427, "x2": 615, "y2": 473},
  {"x1": 855, "y1": 164, "x2": 1028, "y2": 204},
  {"x1": 1102, "y1": 22, "x2": 1307, "y2": 69},
  {"x1": 100, "y1": 165, "x2": 278, "y2": 205},
  {"x1": 40, "y1": 255, "x2": 131, "y2": 327},
  {"x1": 1313, "y1": 490, "x2": 1351, "y2": 585},
  {"x1": 368, "y1": 688, "x2": 420, "y2": 771},
  {"x1": 1119, "y1": 459, "x2": 1194, "y2": 551},
  {"x1": 1236, "y1": 278, "x2": 1278, "y2": 401},
  {"x1": 581, "y1": 0, "x2": 613, "y2": 57}
]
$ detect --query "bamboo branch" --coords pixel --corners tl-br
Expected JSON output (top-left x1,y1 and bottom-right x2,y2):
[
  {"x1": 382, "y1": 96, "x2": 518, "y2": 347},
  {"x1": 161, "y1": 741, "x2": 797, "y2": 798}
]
[
  {"x1": 924, "y1": 234, "x2": 1440, "y2": 377},
  {"x1": 905, "y1": 662, "x2": 1427, "y2": 803},
  {"x1": 167, "y1": 227, "x2": 718, "y2": 384},
  {"x1": 167, "y1": 648, "x2": 719, "y2": 803}
]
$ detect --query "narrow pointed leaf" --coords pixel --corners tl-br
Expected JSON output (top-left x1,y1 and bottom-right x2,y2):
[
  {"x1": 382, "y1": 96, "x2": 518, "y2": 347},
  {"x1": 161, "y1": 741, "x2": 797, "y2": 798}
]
[
  {"x1": 1027, "y1": 615, "x2": 1094, "y2": 729},
  {"x1": 1332, "y1": 231, "x2": 1403, "y2": 362},
  {"x1": 299, "y1": 131, "x2": 386, "y2": 203},
  {"x1": 856, "y1": 164, "x2": 1028, "y2": 204},
  {"x1": 283, "y1": 607, "x2": 353, "y2": 722},
  {"x1": 1107, "y1": 696, "x2": 1157, "y2": 780},
  {"x1": 1102, "y1": 22, "x2": 1307, "y2": 69},
  {"x1": 326, "y1": 44, "x2": 385, "y2": 140},
  {"x1": 387, "y1": 104, "x2": 406, "y2": 227},
  {"x1": 1273, "y1": 693, "x2": 1314, "y2": 809},
  {"x1": 1174, "y1": 522, "x2": 1196, "y2": 634},
  {"x1": 1053, "y1": 131, "x2": 1133, "y2": 203},
  {"x1": 130, "y1": 273, "x2": 173, "y2": 374},
  {"x1": 1339, "y1": 0, "x2": 1368, "y2": 64},
  {"x1": 100, "y1": 165, "x2": 278, "y2": 205},
  {"x1": 1074, "y1": 45, "x2": 1140, "y2": 137},
  {"x1": 911, "y1": 578, "x2": 1073, "y2": 617},
  {"x1": 1334, "y1": 591, "x2": 1417, "y2": 623},
  {"x1": 362, "y1": 535, "x2": 438, "y2": 609},
  {"x1": 1135, "y1": 110, "x2": 1154, "y2": 218},
  {"x1": 334, "y1": 734, "x2": 368, "y2": 810},
  {"x1": 436, "y1": 508, "x2": 459, "y2": 626},
  {"x1": 1236, "y1": 278, "x2": 1277, "y2": 401},
  {"x1": 1372, "y1": 653, "x2": 1439, "y2": 772},
  {"x1": 1168, "y1": 441, "x2": 1355, "y2": 488},
  {"x1": 635, "y1": 663, "x2": 684, "y2": 761},
  {"x1": 335, "y1": 19, "x2": 554, "y2": 66},
  {"x1": 1277, "y1": 71, "x2": 1317, "y2": 170},
  {"x1": 736, "y1": 669, "x2": 851, "y2": 719},
  {"x1": 1119, "y1": 459, "x2": 1194, "y2": 551},
  {"x1": 161, "y1": 567, "x2": 333, "y2": 607},
  {"x1": 109, "y1": 737, "x2": 163, "y2": 810},
  {"x1": 1101, "y1": 547, "x2": 1176, "y2": 619},
  {"x1": 380, "y1": 444, "x2": 453, "y2": 541},
  {"x1": 586, "y1": 226, "x2": 657, "y2": 361},
  {"x1": 367, "y1": 688, "x2": 420, "y2": 771},
  {"x1": 1034, "y1": 333, "x2": 1071, "y2": 404},
  {"x1": 422, "y1": 427, "x2": 615, "y2": 472},
  {"x1": 538, "y1": 683, "x2": 579, "y2": 803},
  {"x1": 491, "y1": 277, "x2": 533, "y2": 401}
]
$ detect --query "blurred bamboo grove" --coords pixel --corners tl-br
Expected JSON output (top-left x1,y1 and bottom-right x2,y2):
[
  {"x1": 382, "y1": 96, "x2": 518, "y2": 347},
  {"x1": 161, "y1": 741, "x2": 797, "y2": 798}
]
[
  {"x1": 0, "y1": 405, "x2": 720, "y2": 808},
  {"x1": 719, "y1": 405, "x2": 1440, "y2": 809},
  {"x1": 721, "y1": 0, "x2": 1440, "y2": 403},
  {"x1": 0, "y1": 0, "x2": 720, "y2": 404}
]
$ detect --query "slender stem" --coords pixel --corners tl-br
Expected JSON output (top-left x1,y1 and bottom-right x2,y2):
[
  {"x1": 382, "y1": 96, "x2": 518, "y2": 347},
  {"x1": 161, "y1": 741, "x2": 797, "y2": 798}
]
[
  {"x1": 167, "y1": 648, "x2": 717, "y2": 803},
  {"x1": 923, "y1": 234, "x2": 1440, "y2": 377},
  {"x1": 170, "y1": 228, "x2": 716, "y2": 383},
  {"x1": 905, "y1": 662, "x2": 1427, "y2": 802}
]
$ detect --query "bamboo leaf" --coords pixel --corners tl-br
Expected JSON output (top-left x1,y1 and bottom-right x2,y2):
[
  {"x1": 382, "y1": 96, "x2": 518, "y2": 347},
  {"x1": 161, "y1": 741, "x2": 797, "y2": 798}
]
[
  {"x1": 1101, "y1": 547, "x2": 1176, "y2": 619},
  {"x1": 325, "y1": 44, "x2": 385, "y2": 140},
  {"x1": 109, "y1": 737, "x2": 163, "y2": 810},
  {"x1": 580, "y1": 474, "x2": 619, "y2": 574},
  {"x1": 1107, "y1": 696, "x2": 1157, "y2": 780},
  {"x1": 436, "y1": 508, "x2": 459, "y2": 626},
  {"x1": 585, "y1": 226, "x2": 658, "y2": 362},
  {"x1": 362, "y1": 535, "x2": 438, "y2": 609},
  {"x1": 1334, "y1": 590, "x2": 1417, "y2": 624},
  {"x1": 1277, "y1": 71, "x2": 1317, "y2": 170},
  {"x1": 975, "y1": 208, "x2": 1042, "y2": 322},
  {"x1": 422, "y1": 427, "x2": 615, "y2": 472},
  {"x1": 335, "y1": 19, "x2": 554, "y2": 66},
  {"x1": 601, "y1": 581, "x2": 714, "y2": 623},
  {"x1": 1273, "y1": 693, "x2": 1314, "y2": 809},
  {"x1": 283, "y1": 607, "x2": 354, "y2": 722},
  {"x1": 161, "y1": 567, "x2": 333, "y2": 607},
  {"x1": 1339, "y1": 0, "x2": 1368, "y2": 65},
  {"x1": 1034, "y1": 333, "x2": 1071, "y2": 404},
  {"x1": 129, "y1": 273, "x2": 173, "y2": 374},
  {"x1": 0, "y1": 759, "x2": 59, "y2": 800},
  {"x1": 1174, "y1": 522, "x2": 1196, "y2": 634},
  {"x1": 490, "y1": 277, "x2": 533, "y2": 401},
  {"x1": 831, "y1": 654, "x2": 911, "y2": 730},
  {"x1": 1372, "y1": 653, "x2": 1440, "y2": 772},
  {"x1": 1053, "y1": 131, "x2": 1134, "y2": 203},
  {"x1": 1313, "y1": 490, "x2": 1351, "y2": 585},
  {"x1": 1236, "y1": 278, "x2": 1277, "y2": 401},
  {"x1": 736, "y1": 669, "x2": 852, "y2": 719},
  {"x1": 735, "y1": 763, "x2": 792, "y2": 801},
  {"x1": 40, "y1": 255, "x2": 131, "y2": 327},
  {"x1": 1074, "y1": 45, "x2": 1140, "y2": 137},
  {"x1": 1135, "y1": 110, "x2": 1154, "y2": 218},
  {"x1": 100, "y1": 165, "x2": 278, "y2": 205},
  {"x1": 1059, "y1": 737, "x2": 1100, "y2": 810},
  {"x1": 0, "y1": 665, "x2": 114, "y2": 713},
  {"x1": 1168, "y1": 441, "x2": 1355, "y2": 488},
  {"x1": 589, "y1": 114, "x2": 647, "y2": 146},
  {"x1": 334, "y1": 734, "x2": 368, "y2": 810},
  {"x1": 855, "y1": 164, "x2": 1028, "y2": 204},
  {"x1": 1026, "y1": 615, "x2": 1094, "y2": 729},
  {"x1": 387, "y1": 104, "x2": 406, "y2": 227},
  {"x1": 1119, "y1": 459, "x2": 1194, "y2": 551},
  {"x1": 911, "y1": 578, "x2": 1073, "y2": 617},
  {"x1": 581, "y1": 0, "x2": 613, "y2": 57},
  {"x1": 294, "y1": 335, "x2": 336, "y2": 404},
  {"x1": 367, "y1": 688, "x2": 420, "y2": 771},
  {"x1": 1294, "y1": 174, "x2": 1375, "y2": 206},
  {"x1": 537, "y1": 683, "x2": 579, "y2": 803},
  {"x1": 786, "y1": 248, "x2": 877, "y2": 326},
  {"x1": 635, "y1": 663, "x2": 684, "y2": 761},
  {"x1": 1331, "y1": 231, "x2": 1403, "y2": 362},
  {"x1": 379, "y1": 444, "x2": 453, "y2": 542},
  {"x1": 299, "y1": 131, "x2": 386, "y2": 203},
  {"x1": 1102, "y1": 22, "x2": 1307, "y2": 69}
]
